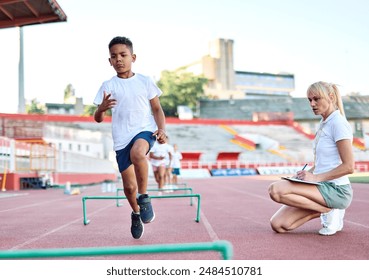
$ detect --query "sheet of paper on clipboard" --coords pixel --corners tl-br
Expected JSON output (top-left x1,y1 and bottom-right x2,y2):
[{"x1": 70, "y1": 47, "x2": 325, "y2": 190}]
[{"x1": 281, "y1": 176, "x2": 322, "y2": 186}]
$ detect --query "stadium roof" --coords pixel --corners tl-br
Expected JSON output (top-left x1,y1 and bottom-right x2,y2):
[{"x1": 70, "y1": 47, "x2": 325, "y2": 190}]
[{"x1": 0, "y1": 0, "x2": 66, "y2": 29}]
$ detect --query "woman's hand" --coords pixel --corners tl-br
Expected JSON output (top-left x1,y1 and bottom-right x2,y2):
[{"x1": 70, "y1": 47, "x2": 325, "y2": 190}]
[{"x1": 295, "y1": 170, "x2": 317, "y2": 181}]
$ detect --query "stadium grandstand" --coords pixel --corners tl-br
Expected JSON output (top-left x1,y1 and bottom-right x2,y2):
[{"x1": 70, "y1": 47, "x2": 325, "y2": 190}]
[{"x1": 1, "y1": 111, "x2": 369, "y2": 191}]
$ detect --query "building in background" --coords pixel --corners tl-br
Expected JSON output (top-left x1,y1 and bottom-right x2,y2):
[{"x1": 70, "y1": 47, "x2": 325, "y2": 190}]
[
  {"x1": 177, "y1": 38, "x2": 295, "y2": 100},
  {"x1": 45, "y1": 97, "x2": 84, "y2": 115},
  {"x1": 235, "y1": 71, "x2": 294, "y2": 98}
]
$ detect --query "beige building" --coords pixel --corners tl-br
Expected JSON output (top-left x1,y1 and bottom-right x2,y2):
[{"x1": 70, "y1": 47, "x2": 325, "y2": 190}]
[{"x1": 178, "y1": 38, "x2": 295, "y2": 99}]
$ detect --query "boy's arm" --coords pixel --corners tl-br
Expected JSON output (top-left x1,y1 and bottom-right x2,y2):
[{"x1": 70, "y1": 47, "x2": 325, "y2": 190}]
[
  {"x1": 94, "y1": 92, "x2": 116, "y2": 123},
  {"x1": 150, "y1": 96, "x2": 166, "y2": 143},
  {"x1": 94, "y1": 105, "x2": 105, "y2": 123}
]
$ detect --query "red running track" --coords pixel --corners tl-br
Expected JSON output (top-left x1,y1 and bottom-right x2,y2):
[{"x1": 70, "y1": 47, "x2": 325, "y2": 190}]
[{"x1": 0, "y1": 175, "x2": 368, "y2": 260}]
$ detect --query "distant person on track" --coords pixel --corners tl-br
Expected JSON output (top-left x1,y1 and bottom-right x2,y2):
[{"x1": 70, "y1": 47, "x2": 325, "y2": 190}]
[
  {"x1": 171, "y1": 144, "x2": 183, "y2": 185},
  {"x1": 268, "y1": 81, "x2": 354, "y2": 236},
  {"x1": 149, "y1": 139, "x2": 172, "y2": 192},
  {"x1": 93, "y1": 36, "x2": 166, "y2": 239},
  {"x1": 164, "y1": 136, "x2": 174, "y2": 187}
]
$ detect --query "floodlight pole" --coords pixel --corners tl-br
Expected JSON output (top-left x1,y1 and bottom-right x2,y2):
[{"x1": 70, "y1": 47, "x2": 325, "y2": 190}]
[{"x1": 18, "y1": 26, "x2": 25, "y2": 113}]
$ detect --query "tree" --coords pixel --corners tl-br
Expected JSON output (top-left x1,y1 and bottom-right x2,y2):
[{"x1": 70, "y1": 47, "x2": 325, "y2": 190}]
[
  {"x1": 26, "y1": 98, "x2": 45, "y2": 114},
  {"x1": 64, "y1": 84, "x2": 75, "y2": 103},
  {"x1": 157, "y1": 70, "x2": 208, "y2": 117},
  {"x1": 83, "y1": 105, "x2": 95, "y2": 116},
  {"x1": 83, "y1": 104, "x2": 112, "y2": 117}
]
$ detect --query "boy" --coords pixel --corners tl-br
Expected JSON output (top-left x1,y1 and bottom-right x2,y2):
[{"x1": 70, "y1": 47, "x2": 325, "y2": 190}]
[{"x1": 93, "y1": 36, "x2": 166, "y2": 239}]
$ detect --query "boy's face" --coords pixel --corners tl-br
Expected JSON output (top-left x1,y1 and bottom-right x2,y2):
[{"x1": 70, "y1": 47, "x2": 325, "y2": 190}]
[{"x1": 109, "y1": 44, "x2": 136, "y2": 77}]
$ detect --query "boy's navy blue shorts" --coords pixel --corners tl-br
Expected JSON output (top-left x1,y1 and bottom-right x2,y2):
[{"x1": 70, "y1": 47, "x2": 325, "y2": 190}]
[{"x1": 115, "y1": 131, "x2": 156, "y2": 173}]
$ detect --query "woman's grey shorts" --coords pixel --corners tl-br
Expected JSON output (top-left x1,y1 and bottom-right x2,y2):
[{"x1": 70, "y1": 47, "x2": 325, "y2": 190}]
[{"x1": 317, "y1": 182, "x2": 353, "y2": 209}]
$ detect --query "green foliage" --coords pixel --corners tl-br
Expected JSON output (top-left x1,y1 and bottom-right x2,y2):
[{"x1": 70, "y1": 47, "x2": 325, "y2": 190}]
[
  {"x1": 83, "y1": 105, "x2": 96, "y2": 116},
  {"x1": 83, "y1": 104, "x2": 111, "y2": 116},
  {"x1": 64, "y1": 84, "x2": 74, "y2": 102},
  {"x1": 26, "y1": 99, "x2": 45, "y2": 114},
  {"x1": 157, "y1": 70, "x2": 208, "y2": 117}
]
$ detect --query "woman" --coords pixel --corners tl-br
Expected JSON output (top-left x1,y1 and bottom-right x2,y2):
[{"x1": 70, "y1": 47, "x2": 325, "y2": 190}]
[{"x1": 268, "y1": 81, "x2": 354, "y2": 235}]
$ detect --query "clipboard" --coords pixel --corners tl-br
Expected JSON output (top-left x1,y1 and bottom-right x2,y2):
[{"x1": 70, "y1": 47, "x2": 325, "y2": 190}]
[{"x1": 281, "y1": 176, "x2": 322, "y2": 186}]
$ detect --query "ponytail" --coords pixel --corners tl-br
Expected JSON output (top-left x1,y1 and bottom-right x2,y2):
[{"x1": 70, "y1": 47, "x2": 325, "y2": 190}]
[
  {"x1": 328, "y1": 83, "x2": 345, "y2": 117},
  {"x1": 307, "y1": 81, "x2": 345, "y2": 117}
]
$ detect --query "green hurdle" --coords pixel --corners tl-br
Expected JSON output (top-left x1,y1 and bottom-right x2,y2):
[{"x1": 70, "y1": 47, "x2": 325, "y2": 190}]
[
  {"x1": 115, "y1": 187, "x2": 194, "y2": 206},
  {"x1": 0, "y1": 240, "x2": 233, "y2": 260},
  {"x1": 82, "y1": 194, "x2": 201, "y2": 225}
]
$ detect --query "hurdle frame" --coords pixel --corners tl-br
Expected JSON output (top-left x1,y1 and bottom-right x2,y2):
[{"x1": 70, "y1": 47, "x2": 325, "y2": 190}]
[
  {"x1": 82, "y1": 194, "x2": 201, "y2": 225},
  {"x1": 0, "y1": 240, "x2": 233, "y2": 260},
  {"x1": 115, "y1": 187, "x2": 194, "y2": 207}
]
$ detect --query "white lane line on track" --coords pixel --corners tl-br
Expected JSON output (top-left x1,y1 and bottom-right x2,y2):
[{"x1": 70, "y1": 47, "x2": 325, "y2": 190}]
[
  {"x1": 200, "y1": 210, "x2": 219, "y2": 241},
  {"x1": 0, "y1": 193, "x2": 29, "y2": 199},
  {"x1": 346, "y1": 220, "x2": 369, "y2": 229},
  {"x1": 9, "y1": 204, "x2": 113, "y2": 250},
  {"x1": 231, "y1": 186, "x2": 369, "y2": 228},
  {"x1": 351, "y1": 199, "x2": 369, "y2": 204},
  {"x1": 0, "y1": 197, "x2": 73, "y2": 213},
  {"x1": 0, "y1": 189, "x2": 104, "y2": 213},
  {"x1": 226, "y1": 187, "x2": 271, "y2": 201}
]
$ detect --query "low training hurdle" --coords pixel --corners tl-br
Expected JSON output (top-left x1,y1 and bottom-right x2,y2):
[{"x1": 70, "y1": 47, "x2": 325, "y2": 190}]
[
  {"x1": 82, "y1": 194, "x2": 201, "y2": 225},
  {"x1": 0, "y1": 240, "x2": 233, "y2": 260},
  {"x1": 115, "y1": 187, "x2": 194, "y2": 206}
]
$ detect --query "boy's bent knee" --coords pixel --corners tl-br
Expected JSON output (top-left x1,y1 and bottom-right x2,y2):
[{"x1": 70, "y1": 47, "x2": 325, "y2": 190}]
[
  {"x1": 130, "y1": 152, "x2": 146, "y2": 164},
  {"x1": 123, "y1": 184, "x2": 136, "y2": 195}
]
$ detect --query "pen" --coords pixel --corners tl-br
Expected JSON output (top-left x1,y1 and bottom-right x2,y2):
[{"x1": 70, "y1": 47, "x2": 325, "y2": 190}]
[{"x1": 302, "y1": 164, "x2": 308, "y2": 171}]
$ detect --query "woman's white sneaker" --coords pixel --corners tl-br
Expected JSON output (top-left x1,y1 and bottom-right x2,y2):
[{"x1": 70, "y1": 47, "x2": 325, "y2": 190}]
[{"x1": 319, "y1": 209, "x2": 345, "y2": 236}]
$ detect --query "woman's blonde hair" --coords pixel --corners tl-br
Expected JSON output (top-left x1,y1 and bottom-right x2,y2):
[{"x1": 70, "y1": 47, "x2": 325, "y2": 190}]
[{"x1": 307, "y1": 81, "x2": 345, "y2": 117}]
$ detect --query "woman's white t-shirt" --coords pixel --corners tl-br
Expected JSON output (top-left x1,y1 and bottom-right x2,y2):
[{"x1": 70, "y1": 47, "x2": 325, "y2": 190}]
[
  {"x1": 313, "y1": 110, "x2": 353, "y2": 185},
  {"x1": 94, "y1": 74, "x2": 162, "y2": 151}
]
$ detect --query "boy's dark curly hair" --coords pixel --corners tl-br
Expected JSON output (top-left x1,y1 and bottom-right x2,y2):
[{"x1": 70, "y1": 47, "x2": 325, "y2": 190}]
[{"x1": 108, "y1": 36, "x2": 133, "y2": 53}]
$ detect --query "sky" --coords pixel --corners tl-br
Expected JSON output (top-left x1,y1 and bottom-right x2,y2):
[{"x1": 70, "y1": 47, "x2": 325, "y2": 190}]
[{"x1": 1, "y1": 0, "x2": 369, "y2": 113}]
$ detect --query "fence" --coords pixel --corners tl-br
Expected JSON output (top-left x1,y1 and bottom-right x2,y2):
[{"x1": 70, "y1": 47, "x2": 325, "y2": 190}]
[{"x1": 0, "y1": 136, "x2": 116, "y2": 175}]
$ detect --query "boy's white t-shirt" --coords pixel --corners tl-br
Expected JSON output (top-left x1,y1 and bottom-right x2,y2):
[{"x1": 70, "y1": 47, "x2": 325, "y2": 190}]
[
  {"x1": 94, "y1": 74, "x2": 162, "y2": 151},
  {"x1": 313, "y1": 110, "x2": 353, "y2": 185}
]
